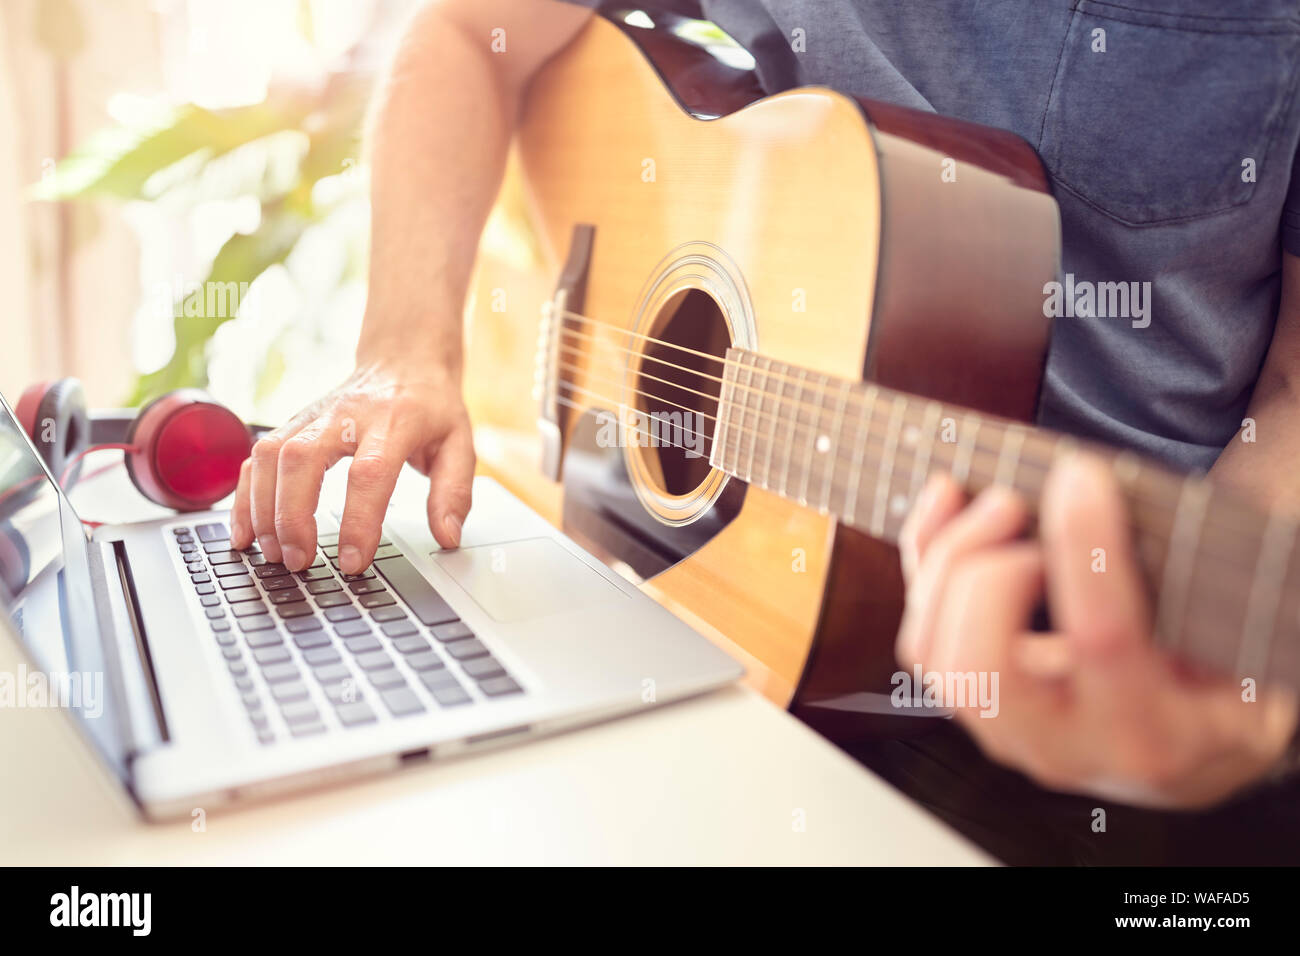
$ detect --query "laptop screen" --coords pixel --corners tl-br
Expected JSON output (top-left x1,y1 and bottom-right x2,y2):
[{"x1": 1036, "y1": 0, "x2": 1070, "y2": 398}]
[{"x1": 0, "y1": 393, "x2": 129, "y2": 779}]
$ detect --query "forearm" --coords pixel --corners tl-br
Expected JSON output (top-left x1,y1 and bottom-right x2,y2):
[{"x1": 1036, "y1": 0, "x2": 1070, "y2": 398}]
[
  {"x1": 358, "y1": 0, "x2": 589, "y2": 373},
  {"x1": 360, "y1": 6, "x2": 514, "y2": 372},
  {"x1": 1211, "y1": 369, "x2": 1300, "y2": 513},
  {"x1": 1211, "y1": 254, "x2": 1300, "y2": 513}
]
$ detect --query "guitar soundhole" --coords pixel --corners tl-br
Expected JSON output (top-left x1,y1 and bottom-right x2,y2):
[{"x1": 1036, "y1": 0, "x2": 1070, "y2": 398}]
[{"x1": 632, "y1": 288, "x2": 729, "y2": 499}]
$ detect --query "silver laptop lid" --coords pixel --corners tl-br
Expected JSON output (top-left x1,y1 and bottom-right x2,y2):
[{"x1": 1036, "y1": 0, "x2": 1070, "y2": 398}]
[{"x1": 0, "y1": 391, "x2": 131, "y2": 780}]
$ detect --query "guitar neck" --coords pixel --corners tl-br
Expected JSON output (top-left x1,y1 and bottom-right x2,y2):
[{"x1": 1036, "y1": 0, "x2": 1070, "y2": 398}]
[{"x1": 709, "y1": 346, "x2": 1300, "y2": 691}]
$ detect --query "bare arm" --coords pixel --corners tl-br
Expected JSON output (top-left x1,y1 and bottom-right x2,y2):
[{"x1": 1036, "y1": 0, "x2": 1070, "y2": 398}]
[
  {"x1": 1211, "y1": 252, "x2": 1300, "y2": 511},
  {"x1": 230, "y1": 0, "x2": 591, "y2": 573}
]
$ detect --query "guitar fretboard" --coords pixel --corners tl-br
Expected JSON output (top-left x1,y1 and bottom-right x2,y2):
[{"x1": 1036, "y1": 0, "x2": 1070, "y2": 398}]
[{"x1": 709, "y1": 347, "x2": 1300, "y2": 691}]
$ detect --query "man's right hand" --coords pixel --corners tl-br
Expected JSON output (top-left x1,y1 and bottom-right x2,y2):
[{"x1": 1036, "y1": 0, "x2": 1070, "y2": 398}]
[{"x1": 228, "y1": 359, "x2": 475, "y2": 574}]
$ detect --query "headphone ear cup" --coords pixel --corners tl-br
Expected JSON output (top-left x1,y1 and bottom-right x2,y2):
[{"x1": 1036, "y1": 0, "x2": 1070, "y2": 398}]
[
  {"x1": 16, "y1": 379, "x2": 89, "y2": 484},
  {"x1": 124, "y1": 390, "x2": 252, "y2": 511}
]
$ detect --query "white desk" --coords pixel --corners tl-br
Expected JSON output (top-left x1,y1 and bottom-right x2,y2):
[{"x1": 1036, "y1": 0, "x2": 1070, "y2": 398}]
[{"x1": 0, "y1": 455, "x2": 991, "y2": 865}]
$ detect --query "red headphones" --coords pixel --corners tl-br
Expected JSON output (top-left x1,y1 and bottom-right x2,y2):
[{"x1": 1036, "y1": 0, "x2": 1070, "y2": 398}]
[{"x1": 16, "y1": 379, "x2": 264, "y2": 511}]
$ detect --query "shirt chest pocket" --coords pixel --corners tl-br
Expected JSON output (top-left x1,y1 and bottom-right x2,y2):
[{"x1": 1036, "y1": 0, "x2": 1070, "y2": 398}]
[{"x1": 1039, "y1": 1, "x2": 1300, "y2": 225}]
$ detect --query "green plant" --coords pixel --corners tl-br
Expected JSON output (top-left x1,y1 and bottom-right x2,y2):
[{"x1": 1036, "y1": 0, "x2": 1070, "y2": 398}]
[{"x1": 30, "y1": 71, "x2": 372, "y2": 406}]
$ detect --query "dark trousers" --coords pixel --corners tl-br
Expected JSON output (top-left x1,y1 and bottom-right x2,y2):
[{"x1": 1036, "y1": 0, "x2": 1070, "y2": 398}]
[{"x1": 844, "y1": 722, "x2": 1300, "y2": 866}]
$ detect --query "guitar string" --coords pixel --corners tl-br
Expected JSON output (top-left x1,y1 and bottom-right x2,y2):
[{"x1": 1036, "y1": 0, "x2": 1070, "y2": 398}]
[
  {"x1": 556, "y1": 321, "x2": 1187, "y2": 499},
  {"x1": 553, "y1": 384, "x2": 1279, "y2": 654},
  {"x1": 551, "y1": 335, "x2": 1258, "y2": 531},
  {"x1": 553, "y1": 376, "x2": 1263, "y2": 573},
  {"x1": 546, "y1": 315, "x2": 1289, "y2": 668}
]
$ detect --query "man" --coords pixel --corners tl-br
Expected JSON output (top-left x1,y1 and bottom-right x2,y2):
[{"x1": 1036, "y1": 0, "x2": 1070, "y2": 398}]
[{"x1": 228, "y1": 0, "x2": 1300, "y2": 861}]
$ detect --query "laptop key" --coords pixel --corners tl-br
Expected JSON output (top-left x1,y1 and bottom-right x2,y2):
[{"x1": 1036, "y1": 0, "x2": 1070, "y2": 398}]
[
  {"x1": 203, "y1": 539, "x2": 232, "y2": 553},
  {"x1": 277, "y1": 603, "x2": 315, "y2": 619},
  {"x1": 373, "y1": 555, "x2": 460, "y2": 626},
  {"x1": 406, "y1": 651, "x2": 445, "y2": 672},
  {"x1": 325, "y1": 606, "x2": 360, "y2": 623},
  {"x1": 333, "y1": 619, "x2": 371, "y2": 638},
  {"x1": 355, "y1": 650, "x2": 393, "y2": 671},
  {"x1": 306, "y1": 579, "x2": 342, "y2": 595},
  {"x1": 303, "y1": 646, "x2": 341, "y2": 666},
  {"x1": 285, "y1": 616, "x2": 324, "y2": 634},
  {"x1": 253, "y1": 645, "x2": 291, "y2": 665},
  {"x1": 369, "y1": 668, "x2": 408, "y2": 690},
  {"x1": 479, "y1": 676, "x2": 523, "y2": 698},
  {"x1": 205, "y1": 607, "x2": 226, "y2": 620},
  {"x1": 359, "y1": 592, "x2": 396, "y2": 609},
  {"x1": 195, "y1": 582, "x2": 216, "y2": 595},
  {"x1": 432, "y1": 621, "x2": 473, "y2": 643},
  {"x1": 238, "y1": 615, "x2": 277, "y2": 634},
  {"x1": 279, "y1": 700, "x2": 320, "y2": 725},
  {"x1": 196, "y1": 521, "x2": 229, "y2": 542},
  {"x1": 199, "y1": 594, "x2": 220, "y2": 607},
  {"x1": 247, "y1": 552, "x2": 267, "y2": 566},
  {"x1": 211, "y1": 620, "x2": 232, "y2": 633},
  {"x1": 418, "y1": 668, "x2": 459, "y2": 689},
  {"x1": 223, "y1": 586, "x2": 262, "y2": 604},
  {"x1": 255, "y1": 565, "x2": 291, "y2": 579},
  {"x1": 289, "y1": 721, "x2": 327, "y2": 737},
  {"x1": 342, "y1": 569, "x2": 375, "y2": 582},
  {"x1": 314, "y1": 662, "x2": 351, "y2": 683},
  {"x1": 325, "y1": 681, "x2": 364, "y2": 704},
  {"x1": 293, "y1": 631, "x2": 332, "y2": 650},
  {"x1": 379, "y1": 686, "x2": 425, "y2": 716},
  {"x1": 445, "y1": 638, "x2": 488, "y2": 661},
  {"x1": 391, "y1": 635, "x2": 429, "y2": 654},
  {"x1": 348, "y1": 579, "x2": 386, "y2": 594},
  {"x1": 222, "y1": 645, "x2": 242, "y2": 660},
  {"x1": 262, "y1": 576, "x2": 299, "y2": 592},
  {"x1": 431, "y1": 683, "x2": 472, "y2": 707},
  {"x1": 263, "y1": 662, "x2": 301, "y2": 683},
  {"x1": 369, "y1": 607, "x2": 407, "y2": 625},
  {"x1": 214, "y1": 563, "x2": 251, "y2": 577},
  {"x1": 314, "y1": 591, "x2": 351, "y2": 608},
  {"x1": 206, "y1": 550, "x2": 243, "y2": 564},
  {"x1": 190, "y1": 572, "x2": 212, "y2": 584},
  {"x1": 298, "y1": 567, "x2": 334, "y2": 581},
  {"x1": 271, "y1": 681, "x2": 309, "y2": 703},
  {"x1": 231, "y1": 601, "x2": 269, "y2": 618},
  {"x1": 219, "y1": 574, "x2": 255, "y2": 590},
  {"x1": 335, "y1": 701, "x2": 377, "y2": 726},
  {"x1": 462, "y1": 656, "x2": 506, "y2": 681},
  {"x1": 344, "y1": 635, "x2": 381, "y2": 655},
  {"x1": 269, "y1": 588, "x2": 306, "y2": 605},
  {"x1": 214, "y1": 631, "x2": 236, "y2": 647},
  {"x1": 382, "y1": 621, "x2": 419, "y2": 639}
]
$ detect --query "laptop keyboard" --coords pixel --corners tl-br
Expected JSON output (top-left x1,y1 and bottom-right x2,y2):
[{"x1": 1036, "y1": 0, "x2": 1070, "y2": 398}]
[{"x1": 172, "y1": 521, "x2": 524, "y2": 745}]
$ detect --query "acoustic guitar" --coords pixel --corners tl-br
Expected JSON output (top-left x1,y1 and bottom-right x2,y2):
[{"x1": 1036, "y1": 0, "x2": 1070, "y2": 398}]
[{"x1": 461, "y1": 8, "x2": 1297, "y2": 739}]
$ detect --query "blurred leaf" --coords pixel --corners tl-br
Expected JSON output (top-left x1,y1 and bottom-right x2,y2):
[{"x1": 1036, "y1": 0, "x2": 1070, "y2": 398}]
[
  {"x1": 30, "y1": 96, "x2": 316, "y2": 202},
  {"x1": 127, "y1": 207, "x2": 308, "y2": 404},
  {"x1": 255, "y1": 344, "x2": 287, "y2": 404}
]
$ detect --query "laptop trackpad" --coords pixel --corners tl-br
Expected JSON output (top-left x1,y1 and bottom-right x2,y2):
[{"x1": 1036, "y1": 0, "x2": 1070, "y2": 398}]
[{"x1": 433, "y1": 537, "x2": 623, "y2": 622}]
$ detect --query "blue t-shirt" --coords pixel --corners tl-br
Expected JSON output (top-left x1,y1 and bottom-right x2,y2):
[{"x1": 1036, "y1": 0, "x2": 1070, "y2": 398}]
[{"x1": 585, "y1": 0, "x2": 1300, "y2": 471}]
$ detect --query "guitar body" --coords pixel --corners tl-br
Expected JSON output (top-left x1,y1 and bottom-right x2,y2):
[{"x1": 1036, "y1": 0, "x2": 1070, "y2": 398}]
[{"x1": 463, "y1": 11, "x2": 1060, "y2": 736}]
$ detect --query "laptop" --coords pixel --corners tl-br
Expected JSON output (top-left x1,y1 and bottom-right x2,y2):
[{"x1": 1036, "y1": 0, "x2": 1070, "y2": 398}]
[{"x1": 0, "y1": 391, "x2": 741, "y2": 819}]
